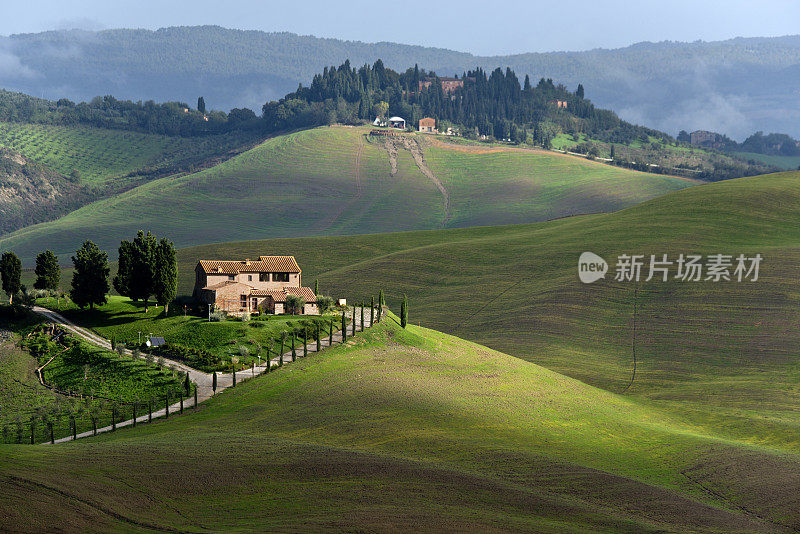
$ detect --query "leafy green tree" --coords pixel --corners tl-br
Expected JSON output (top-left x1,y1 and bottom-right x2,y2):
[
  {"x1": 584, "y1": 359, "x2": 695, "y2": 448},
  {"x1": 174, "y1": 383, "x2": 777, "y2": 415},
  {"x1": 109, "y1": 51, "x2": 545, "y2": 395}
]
[
  {"x1": 401, "y1": 294, "x2": 408, "y2": 328},
  {"x1": 33, "y1": 250, "x2": 60, "y2": 292},
  {"x1": 316, "y1": 295, "x2": 334, "y2": 314},
  {"x1": 153, "y1": 238, "x2": 177, "y2": 314},
  {"x1": 286, "y1": 295, "x2": 305, "y2": 315},
  {"x1": 70, "y1": 241, "x2": 110, "y2": 310},
  {"x1": 0, "y1": 251, "x2": 22, "y2": 304}
]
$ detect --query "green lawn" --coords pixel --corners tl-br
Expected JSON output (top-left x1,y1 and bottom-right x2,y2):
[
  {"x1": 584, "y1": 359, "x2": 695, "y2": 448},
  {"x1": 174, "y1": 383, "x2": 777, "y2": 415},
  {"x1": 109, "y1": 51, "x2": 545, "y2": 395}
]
[
  {"x1": 0, "y1": 125, "x2": 692, "y2": 264},
  {"x1": 38, "y1": 295, "x2": 343, "y2": 371},
  {"x1": 1, "y1": 316, "x2": 797, "y2": 531}
]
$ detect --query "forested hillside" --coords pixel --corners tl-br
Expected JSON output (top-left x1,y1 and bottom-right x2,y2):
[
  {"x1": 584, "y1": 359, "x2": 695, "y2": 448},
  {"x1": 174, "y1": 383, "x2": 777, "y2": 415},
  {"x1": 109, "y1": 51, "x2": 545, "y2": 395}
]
[{"x1": 2, "y1": 26, "x2": 800, "y2": 138}]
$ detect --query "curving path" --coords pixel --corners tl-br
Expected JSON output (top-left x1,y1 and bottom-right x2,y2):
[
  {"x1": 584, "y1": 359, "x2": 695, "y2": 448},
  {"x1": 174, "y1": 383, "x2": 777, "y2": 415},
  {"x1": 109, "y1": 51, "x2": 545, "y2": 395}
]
[{"x1": 32, "y1": 305, "x2": 380, "y2": 444}]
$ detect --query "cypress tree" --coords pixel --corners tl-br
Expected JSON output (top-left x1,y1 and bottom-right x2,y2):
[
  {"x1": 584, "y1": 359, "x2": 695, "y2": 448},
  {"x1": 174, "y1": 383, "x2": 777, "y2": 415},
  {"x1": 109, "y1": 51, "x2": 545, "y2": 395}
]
[
  {"x1": 314, "y1": 279, "x2": 319, "y2": 295},
  {"x1": 316, "y1": 324, "x2": 321, "y2": 351},
  {"x1": 197, "y1": 96, "x2": 206, "y2": 114},
  {"x1": 33, "y1": 250, "x2": 60, "y2": 292},
  {"x1": 341, "y1": 310, "x2": 347, "y2": 342},
  {"x1": 194, "y1": 384, "x2": 198, "y2": 407},
  {"x1": 113, "y1": 240, "x2": 135, "y2": 298},
  {"x1": 212, "y1": 372, "x2": 217, "y2": 394},
  {"x1": 148, "y1": 398, "x2": 153, "y2": 422},
  {"x1": 360, "y1": 304, "x2": 364, "y2": 332},
  {"x1": 232, "y1": 368, "x2": 236, "y2": 387},
  {"x1": 129, "y1": 231, "x2": 157, "y2": 312},
  {"x1": 279, "y1": 337, "x2": 285, "y2": 367},
  {"x1": 303, "y1": 328, "x2": 308, "y2": 357},
  {"x1": 0, "y1": 251, "x2": 22, "y2": 304},
  {"x1": 184, "y1": 373, "x2": 190, "y2": 396},
  {"x1": 370, "y1": 297, "x2": 375, "y2": 326},
  {"x1": 329, "y1": 319, "x2": 334, "y2": 345},
  {"x1": 377, "y1": 290, "x2": 384, "y2": 321},
  {"x1": 291, "y1": 336, "x2": 296, "y2": 361},
  {"x1": 70, "y1": 241, "x2": 109, "y2": 310},
  {"x1": 401, "y1": 294, "x2": 408, "y2": 328},
  {"x1": 133, "y1": 402, "x2": 137, "y2": 427},
  {"x1": 153, "y1": 238, "x2": 177, "y2": 314}
]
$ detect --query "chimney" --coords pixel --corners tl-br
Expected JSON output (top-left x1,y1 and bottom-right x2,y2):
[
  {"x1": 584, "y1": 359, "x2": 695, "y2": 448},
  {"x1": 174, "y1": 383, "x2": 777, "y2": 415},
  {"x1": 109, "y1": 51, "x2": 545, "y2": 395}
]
[{"x1": 244, "y1": 259, "x2": 251, "y2": 265}]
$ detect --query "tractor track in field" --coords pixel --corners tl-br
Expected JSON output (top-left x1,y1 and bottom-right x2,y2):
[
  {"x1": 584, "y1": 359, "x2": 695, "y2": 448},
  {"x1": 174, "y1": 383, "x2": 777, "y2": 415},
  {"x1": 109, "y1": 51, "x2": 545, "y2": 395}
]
[
  {"x1": 385, "y1": 136, "x2": 451, "y2": 227},
  {"x1": 316, "y1": 134, "x2": 364, "y2": 233},
  {"x1": 6, "y1": 474, "x2": 186, "y2": 533},
  {"x1": 679, "y1": 470, "x2": 799, "y2": 533}
]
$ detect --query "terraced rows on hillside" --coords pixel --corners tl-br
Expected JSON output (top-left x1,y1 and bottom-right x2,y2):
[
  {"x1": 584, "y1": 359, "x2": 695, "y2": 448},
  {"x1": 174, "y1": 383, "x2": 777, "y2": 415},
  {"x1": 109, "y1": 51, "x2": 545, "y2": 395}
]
[{"x1": 0, "y1": 122, "x2": 256, "y2": 186}]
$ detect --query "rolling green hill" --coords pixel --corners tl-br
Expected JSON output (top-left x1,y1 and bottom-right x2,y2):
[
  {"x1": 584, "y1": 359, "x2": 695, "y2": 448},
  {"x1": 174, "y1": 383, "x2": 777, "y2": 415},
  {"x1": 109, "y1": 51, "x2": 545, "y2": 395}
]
[
  {"x1": 174, "y1": 171, "x2": 800, "y2": 447},
  {"x1": 2, "y1": 317, "x2": 798, "y2": 532},
  {"x1": 0, "y1": 125, "x2": 693, "y2": 264}
]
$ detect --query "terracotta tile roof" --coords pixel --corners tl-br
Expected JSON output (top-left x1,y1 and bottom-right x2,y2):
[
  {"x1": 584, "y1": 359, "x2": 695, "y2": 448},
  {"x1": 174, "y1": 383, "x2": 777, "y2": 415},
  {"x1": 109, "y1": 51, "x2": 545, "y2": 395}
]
[
  {"x1": 198, "y1": 256, "x2": 300, "y2": 274},
  {"x1": 202, "y1": 281, "x2": 253, "y2": 291},
  {"x1": 251, "y1": 286, "x2": 317, "y2": 302}
]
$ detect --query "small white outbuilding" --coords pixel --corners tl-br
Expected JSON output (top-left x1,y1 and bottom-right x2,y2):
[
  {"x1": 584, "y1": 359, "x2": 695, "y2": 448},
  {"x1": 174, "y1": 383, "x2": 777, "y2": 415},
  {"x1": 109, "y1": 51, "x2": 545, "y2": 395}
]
[{"x1": 388, "y1": 116, "x2": 406, "y2": 129}]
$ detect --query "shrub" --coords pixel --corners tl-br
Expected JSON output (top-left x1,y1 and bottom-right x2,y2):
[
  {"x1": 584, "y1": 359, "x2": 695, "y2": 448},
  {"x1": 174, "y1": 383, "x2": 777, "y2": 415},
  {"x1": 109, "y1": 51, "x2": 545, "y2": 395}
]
[
  {"x1": 241, "y1": 312, "x2": 251, "y2": 322},
  {"x1": 209, "y1": 311, "x2": 226, "y2": 322},
  {"x1": 152, "y1": 343, "x2": 222, "y2": 369}
]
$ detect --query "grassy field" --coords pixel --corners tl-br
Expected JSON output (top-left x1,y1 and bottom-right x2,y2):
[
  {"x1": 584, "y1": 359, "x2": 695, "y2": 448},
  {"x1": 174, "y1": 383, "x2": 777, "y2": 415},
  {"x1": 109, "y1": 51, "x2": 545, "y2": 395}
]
[
  {"x1": 38, "y1": 295, "x2": 343, "y2": 371},
  {"x1": 734, "y1": 151, "x2": 800, "y2": 170},
  {"x1": 1, "y1": 315, "x2": 798, "y2": 531},
  {"x1": 0, "y1": 125, "x2": 692, "y2": 264},
  {"x1": 168, "y1": 171, "x2": 800, "y2": 449}
]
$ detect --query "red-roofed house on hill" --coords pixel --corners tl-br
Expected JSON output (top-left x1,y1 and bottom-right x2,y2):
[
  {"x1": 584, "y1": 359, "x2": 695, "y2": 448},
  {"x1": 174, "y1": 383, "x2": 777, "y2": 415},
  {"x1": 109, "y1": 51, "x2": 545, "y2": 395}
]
[{"x1": 193, "y1": 256, "x2": 319, "y2": 315}]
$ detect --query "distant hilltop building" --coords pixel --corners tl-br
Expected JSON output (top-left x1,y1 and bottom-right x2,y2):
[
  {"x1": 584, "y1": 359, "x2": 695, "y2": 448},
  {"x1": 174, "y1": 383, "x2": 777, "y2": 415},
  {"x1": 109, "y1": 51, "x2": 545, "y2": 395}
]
[
  {"x1": 418, "y1": 117, "x2": 437, "y2": 133},
  {"x1": 549, "y1": 100, "x2": 568, "y2": 109},
  {"x1": 194, "y1": 256, "x2": 318, "y2": 316},
  {"x1": 690, "y1": 130, "x2": 723, "y2": 148},
  {"x1": 418, "y1": 76, "x2": 473, "y2": 95}
]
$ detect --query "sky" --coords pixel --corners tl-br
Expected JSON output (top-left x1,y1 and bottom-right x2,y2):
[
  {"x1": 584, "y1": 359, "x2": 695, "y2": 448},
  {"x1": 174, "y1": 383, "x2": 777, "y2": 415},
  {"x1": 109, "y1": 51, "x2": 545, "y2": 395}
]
[{"x1": 2, "y1": 0, "x2": 799, "y2": 55}]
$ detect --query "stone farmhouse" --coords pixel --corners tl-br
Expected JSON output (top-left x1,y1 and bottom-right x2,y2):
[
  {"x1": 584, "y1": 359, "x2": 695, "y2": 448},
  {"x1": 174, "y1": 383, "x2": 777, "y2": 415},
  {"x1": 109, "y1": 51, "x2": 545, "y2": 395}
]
[
  {"x1": 418, "y1": 117, "x2": 437, "y2": 133},
  {"x1": 194, "y1": 256, "x2": 318, "y2": 315}
]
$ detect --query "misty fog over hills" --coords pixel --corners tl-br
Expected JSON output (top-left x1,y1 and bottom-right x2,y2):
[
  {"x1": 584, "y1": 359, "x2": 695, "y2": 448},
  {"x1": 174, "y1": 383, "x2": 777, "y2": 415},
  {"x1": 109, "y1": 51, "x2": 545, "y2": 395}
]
[{"x1": 1, "y1": 26, "x2": 799, "y2": 139}]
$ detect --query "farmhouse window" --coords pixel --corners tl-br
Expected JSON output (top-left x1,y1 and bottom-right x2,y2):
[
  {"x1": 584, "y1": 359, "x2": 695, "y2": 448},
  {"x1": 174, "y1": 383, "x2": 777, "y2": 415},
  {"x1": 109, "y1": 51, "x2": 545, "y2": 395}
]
[
  {"x1": 259, "y1": 273, "x2": 269, "y2": 282},
  {"x1": 240, "y1": 295, "x2": 247, "y2": 308},
  {"x1": 274, "y1": 272, "x2": 290, "y2": 282},
  {"x1": 228, "y1": 275, "x2": 235, "y2": 281},
  {"x1": 248, "y1": 275, "x2": 253, "y2": 281}
]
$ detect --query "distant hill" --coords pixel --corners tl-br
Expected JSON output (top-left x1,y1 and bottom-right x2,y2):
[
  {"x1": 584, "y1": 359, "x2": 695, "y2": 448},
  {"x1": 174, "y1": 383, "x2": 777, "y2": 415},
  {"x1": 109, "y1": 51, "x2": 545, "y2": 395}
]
[
  {"x1": 0, "y1": 125, "x2": 693, "y2": 264},
  {"x1": 2, "y1": 26, "x2": 799, "y2": 138}
]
